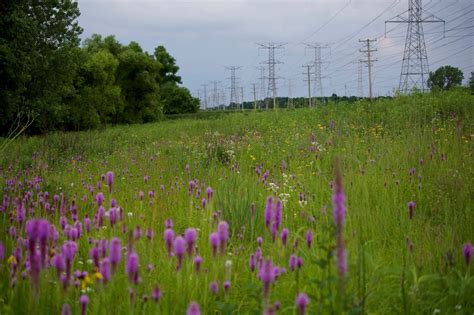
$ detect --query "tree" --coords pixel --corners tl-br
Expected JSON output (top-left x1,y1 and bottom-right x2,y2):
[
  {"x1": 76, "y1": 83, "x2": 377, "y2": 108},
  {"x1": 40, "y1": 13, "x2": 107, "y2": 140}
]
[
  {"x1": 427, "y1": 66, "x2": 464, "y2": 91},
  {"x1": 161, "y1": 83, "x2": 199, "y2": 115},
  {"x1": 154, "y1": 46, "x2": 181, "y2": 84},
  {"x1": 0, "y1": 0, "x2": 82, "y2": 134}
]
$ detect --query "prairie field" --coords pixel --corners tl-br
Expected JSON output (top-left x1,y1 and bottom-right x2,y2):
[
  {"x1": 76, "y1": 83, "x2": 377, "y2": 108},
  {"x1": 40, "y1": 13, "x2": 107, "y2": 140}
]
[{"x1": 0, "y1": 90, "x2": 473, "y2": 314}]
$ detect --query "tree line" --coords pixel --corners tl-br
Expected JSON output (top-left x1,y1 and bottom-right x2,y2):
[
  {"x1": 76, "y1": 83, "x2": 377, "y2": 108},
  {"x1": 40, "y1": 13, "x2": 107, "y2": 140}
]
[{"x1": 0, "y1": 1, "x2": 199, "y2": 135}]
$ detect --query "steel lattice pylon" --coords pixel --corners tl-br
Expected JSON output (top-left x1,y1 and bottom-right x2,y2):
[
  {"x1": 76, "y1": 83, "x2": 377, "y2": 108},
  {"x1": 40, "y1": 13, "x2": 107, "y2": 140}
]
[{"x1": 386, "y1": 0, "x2": 444, "y2": 93}]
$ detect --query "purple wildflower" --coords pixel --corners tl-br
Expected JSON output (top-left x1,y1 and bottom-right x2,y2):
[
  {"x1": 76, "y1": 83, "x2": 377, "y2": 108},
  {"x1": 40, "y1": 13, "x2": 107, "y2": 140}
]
[
  {"x1": 100, "y1": 258, "x2": 111, "y2": 283},
  {"x1": 265, "y1": 197, "x2": 273, "y2": 228},
  {"x1": 223, "y1": 280, "x2": 231, "y2": 294},
  {"x1": 164, "y1": 228, "x2": 175, "y2": 257},
  {"x1": 194, "y1": 255, "x2": 202, "y2": 273},
  {"x1": 217, "y1": 221, "x2": 229, "y2": 255},
  {"x1": 185, "y1": 228, "x2": 197, "y2": 257},
  {"x1": 146, "y1": 228, "x2": 154, "y2": 241},
  {"x1": 80, "y1": 295, "x2": 89, "y2": 315},
  {"x1": 106, "y1": 171, "x2": 114, "y2": 194},
  {"x1": 126, "y1": 252, "x2": 139, "y2": 284},
  {"x1": 306, "y1": 230, "x2": 313, "y2": 248},
  {"x1": 295, "y1": 293, "x2": 309, "y2": 315},
  {"x1": 289, "y1": 255, "x2": 297, "y2": 272},
  {"x1": 249, "y1": 254, "x2": 256, "y2": 272},
  {"x1": 259, "y1": 259, "x2": 275, "y2": 299},
  {"x1": 274, "y1": 199, "x2": 282, "y2": 230},
  {"x1": 281, "y1": 228, "x2": 289, "y2": 246},
  {"x1": 463, "y1": 243, "x2": 472, "y2": 266},
  {"x1": 152, "y1": 286, "x2": 161, "y2": 303},
  {"x1": 210, "y1": 281, "x2": 219, "y2": 294},
  {"x1": 206, "y1": 187, "x2": 213, "y2": 201},
  {"x1": 187, "y1": 302, "x2": 201, "y2": 315},
  {"x1": 96, "y1": 192, "x2": 104, "y2": 206},
  {"x1": 407, "y1": 201, "x2": 415, "y2": 220},
  {"x1": 174, "y1": 236, "x2": 185, "y2": 271},
  {"x1": 61, "y1": 304, "x2": 71, "y2": 315},
  {"x1": 209, "y1": 232, "x2": 219, "y2": 257},
  {"x1": 109, "y1": 238, "x2": 121, "y2": 271}
]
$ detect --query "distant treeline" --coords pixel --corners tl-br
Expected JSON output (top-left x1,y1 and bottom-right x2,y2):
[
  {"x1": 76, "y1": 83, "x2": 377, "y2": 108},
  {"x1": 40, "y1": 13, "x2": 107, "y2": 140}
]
[{"x1": 0, "y1": 1, "x2": 199, "y2": 135}]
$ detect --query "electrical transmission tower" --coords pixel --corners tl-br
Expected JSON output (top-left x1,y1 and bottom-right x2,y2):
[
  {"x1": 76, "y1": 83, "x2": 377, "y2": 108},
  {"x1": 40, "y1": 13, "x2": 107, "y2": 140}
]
[
  {"x1": 225, "y1": 66, "x2": 241, "y2": 110},
  {"x1": 302, "y1": 64, "x2": 314, "y2": 108},
  {"x1": 305, "y1": 43, "x2": 329, "y2": 98},
  {"x1": 257, "y1": 66, "x2": 266, "y2": 109},
  {"x1": 201, "y1": 84, "x2": 208, "y2": 109},
  {"x1": 257, "y1": 43, "x2": 286, "y2": 110},
  {"x1": 210, "y1": 81, "x2": 221, "y2": 109},
  {"x1": 386, "y1": 0, "x2": 444, "y2": 93},
  {"x1": 287, "y1": 79, "x2": 293, "y2": 109},
  {"x1": 359, "y1": 39, "x2": 377, "y2": 100},
  {"x1": 357, "y1": 61, "x2": 364, "y2": 98}
]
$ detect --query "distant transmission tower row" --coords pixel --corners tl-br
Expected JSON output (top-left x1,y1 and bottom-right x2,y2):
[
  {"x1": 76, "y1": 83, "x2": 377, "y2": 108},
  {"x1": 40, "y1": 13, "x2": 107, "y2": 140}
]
[
  {"x1": 225, "y1": 66, "x2": 241, "y2": 108},
  {"x1": 257, "y1": 43, "x2": 286, "y2": 110},
  {"x1": 305, "y1": 43, "x2": 329, "y2": 98}
]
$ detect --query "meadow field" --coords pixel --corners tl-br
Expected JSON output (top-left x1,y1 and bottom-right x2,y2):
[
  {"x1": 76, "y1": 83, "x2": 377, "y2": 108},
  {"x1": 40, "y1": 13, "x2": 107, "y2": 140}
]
[{"x1": 0, "y1": 90, "x2": 473, "y2": 314}]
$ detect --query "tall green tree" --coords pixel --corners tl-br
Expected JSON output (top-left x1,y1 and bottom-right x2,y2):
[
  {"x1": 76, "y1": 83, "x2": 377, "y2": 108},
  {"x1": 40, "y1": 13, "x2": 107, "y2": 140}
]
[
  {"x1": 0, "y1": 0, "x2": 82, "y2": 133},
  {"x1": 427, "y1": 66, "x2": 464, "y2": 91}
]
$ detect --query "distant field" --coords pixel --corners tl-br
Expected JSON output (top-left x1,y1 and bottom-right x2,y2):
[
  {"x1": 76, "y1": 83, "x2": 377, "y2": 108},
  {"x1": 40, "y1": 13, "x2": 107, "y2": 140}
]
[{"x1": 0, "y1": 90, "x2": 473, "y2": 314}]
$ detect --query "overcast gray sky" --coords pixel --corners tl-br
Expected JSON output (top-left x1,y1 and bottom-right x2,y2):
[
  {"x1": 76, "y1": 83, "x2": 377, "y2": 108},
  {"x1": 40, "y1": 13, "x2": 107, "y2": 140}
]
[{"x1": 78, "y1": 0, "x2": 473, "y2": 105}]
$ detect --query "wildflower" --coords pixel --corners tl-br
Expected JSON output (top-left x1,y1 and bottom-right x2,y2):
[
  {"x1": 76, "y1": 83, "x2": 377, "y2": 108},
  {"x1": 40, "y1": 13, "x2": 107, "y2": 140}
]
[
  {"x1": 52, "y1": 254, "x2": 65, "y2": 278},
  {"x1": 206, "y1": 187, "x2": 213, "y2": 201},
  {"x1": 209, "y1": 232, "x2": 219, "y2": 257},
  {"x1": 90, "y1": 246, "x2": 100, "y2": 268},
  {"x1": 80, "y1": 295, "x2": 89, "y2": 315},
  {"x1": 281, "y1": 228, "x2": 289, "y2": 246},
  {"x1": 463, "y1": 243, "x2": 472, "y2": 266},
  {"x1": 249, "y1": 254, "x2": 256, "y2": 272},
  {"x1": 174, "y1": 236, "x2": 185, "y2": 271},
  {"x1": 61, "y1": 304, "x2": 71, "y2": 315},
  {"x1": 96, "y1": 192, "x2": 104, "y2": 207},
  {"x1": 223, "y1": 280, "x2": 231, "y2": 294},
  {"x1": 126, "y1": 252, "x2": 139, "y2": 284},
  {"x1": 152, "y1": 286, "x2": 162, "y2": 303},
  {"x1": 164, "y1": 229, "x2": 175, "y2": 257},
  {"x1": 210, "y1": 281, "x2": 219, "y2": 294},
  {"x1": 407, "y1": 201, "x2": 415, "y2": 220},
  {"x1": 274, "y1": 199, "x2": 282, "y2": 230},
  {"x1": 194, "y1": 255, "x2": 202, "y2": 273},
  {"x1": 146, "y1": 228, "x2": 154, "y2": 241},
  {"x1": 295, "y1": 293, "x2": 309, "y2": 315},
  {"x1": 165, "y1": 219, "x2": 173, "y2": 229},
  {"x1": 201, "y1": 198, "x2": 207, "y2": 208},
  {"x1": 109, "y1": 207, "x2": 117, "y2": 227},
  {"x1": 306, "y1": 230, "x2": 313, "y2": 248},
  {"x1": 185, "y1": 228, "x2": 197, "y2": 257},
  {"x1": 257, "y1": 237, "x2": 263, "y2": 247},
  {"x1": 259, "y1": 259, "x2": 275, "y2": 299},
  {"x1": 187, "y1": 302, "x2": 201, "y2": 315},
  {"x1": 107, "y1": 171, "x2": 114, "y2": 194},
  {"x1": 337, "y1": 241, "x2": 348, "y2": 276},
  {"x1": 265, "y1": 197, "x2": 273, "y2": 228},
  {"x1": 100, "y1": 258, "x2": 111, "y2": 283},
  {"x1": 109, "y1": 238, "x2": 121, "y2": 271},
  {"x1": 289, "y1": 255, "x2": 297, "y2": 271},
  {"x1": 218, "y1": 221, "x2": 229, "y2": 255}
]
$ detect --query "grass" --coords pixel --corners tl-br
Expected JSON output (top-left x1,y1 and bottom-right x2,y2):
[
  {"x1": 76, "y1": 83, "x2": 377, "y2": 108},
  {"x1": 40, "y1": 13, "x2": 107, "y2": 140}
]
[{"x1": 0, "y1": 89, "x2": 473, "y2": 314}]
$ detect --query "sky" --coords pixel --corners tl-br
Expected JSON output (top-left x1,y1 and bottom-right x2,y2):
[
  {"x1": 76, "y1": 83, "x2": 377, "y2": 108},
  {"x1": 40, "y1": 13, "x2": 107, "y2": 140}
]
[{"x1": 78, "y1": 0, "x2": 473, "y2": 105}]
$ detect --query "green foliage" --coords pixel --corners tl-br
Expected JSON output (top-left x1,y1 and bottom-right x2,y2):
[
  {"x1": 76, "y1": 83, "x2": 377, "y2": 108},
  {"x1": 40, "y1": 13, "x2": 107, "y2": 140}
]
[
  {"x1": 0, "y1": 4, "x2": 198, "y2": 134},
  {"x1": 427, "y1": 65, "x2": 464, "y2": 91}
]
